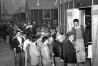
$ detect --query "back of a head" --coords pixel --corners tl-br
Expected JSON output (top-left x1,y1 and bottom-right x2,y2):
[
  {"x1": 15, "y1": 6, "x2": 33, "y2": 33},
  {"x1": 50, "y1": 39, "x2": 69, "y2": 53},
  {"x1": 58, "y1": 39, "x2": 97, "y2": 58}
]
[
  {"x1": 66, "y1": 31, "x2": 74, "y2": 38},
  {"x1": 42, "y1": 36, "x2": 48, "y2": 43},
  {"x1": 56, "y1": 34, "x2": 62, "y2": 41}
]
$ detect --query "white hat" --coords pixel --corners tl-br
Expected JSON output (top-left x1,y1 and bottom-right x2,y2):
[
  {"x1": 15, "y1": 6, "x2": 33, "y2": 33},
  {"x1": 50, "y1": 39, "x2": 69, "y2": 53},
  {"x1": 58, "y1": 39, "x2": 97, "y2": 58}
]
[
  {"x1": 30, "y1": 25, "x2": 33, "y2": 27},
  {"x1": 40, "y1": 31, "x2": 46, "y2": 36}
]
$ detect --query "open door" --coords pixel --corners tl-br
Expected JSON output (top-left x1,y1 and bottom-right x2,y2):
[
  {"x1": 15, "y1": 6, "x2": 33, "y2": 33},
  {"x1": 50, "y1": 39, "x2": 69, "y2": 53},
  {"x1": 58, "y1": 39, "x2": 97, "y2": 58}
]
[
  {"x1": 92, "y1": 5, "x2": 98, "y2": 66},
  {"x1": 66, "y1": 9, "x2": 81, "y2": 32}
]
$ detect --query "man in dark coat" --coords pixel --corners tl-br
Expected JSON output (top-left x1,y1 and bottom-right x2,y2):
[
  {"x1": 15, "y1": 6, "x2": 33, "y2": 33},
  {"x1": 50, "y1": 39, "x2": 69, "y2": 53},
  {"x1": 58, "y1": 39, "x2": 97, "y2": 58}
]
[
  {"x1": 53, "y1": 34, "x2": 64, "y2": 66},
  {"x1": 64, "y1": 31, "x2": 77, "y2": 66},
  {"x1": 12, "y1": 29, "x2": 25, "y2": 66}
]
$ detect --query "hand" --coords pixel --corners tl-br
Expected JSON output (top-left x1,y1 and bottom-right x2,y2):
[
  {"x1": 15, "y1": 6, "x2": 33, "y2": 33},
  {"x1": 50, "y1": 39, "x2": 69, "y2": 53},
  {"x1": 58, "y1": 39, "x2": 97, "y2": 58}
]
[
  {"x1": 18, "y1": 45, "x2": 22, "y2": 47},
  {"x1": 14, "y1": 48, "x2": 16, "y2": 53},
  {"x1": 76, "y1": 49, "x2": 80, "y2": 53},
  {"x1": 52, "y1": 53, "x2": 54, "y2": 56},
  {"x1": 61, "y1": 59, "x2": 64, "y2": 61}
]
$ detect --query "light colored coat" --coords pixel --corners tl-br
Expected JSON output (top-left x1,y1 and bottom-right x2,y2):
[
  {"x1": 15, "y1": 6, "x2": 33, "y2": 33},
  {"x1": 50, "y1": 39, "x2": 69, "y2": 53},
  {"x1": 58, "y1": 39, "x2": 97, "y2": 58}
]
[
  {"x1": 41, "y1": 40, "x2": 51, "y2": 66},
  {"x1": 29, "y1": 42, "x2": 40, "y2": 65}
]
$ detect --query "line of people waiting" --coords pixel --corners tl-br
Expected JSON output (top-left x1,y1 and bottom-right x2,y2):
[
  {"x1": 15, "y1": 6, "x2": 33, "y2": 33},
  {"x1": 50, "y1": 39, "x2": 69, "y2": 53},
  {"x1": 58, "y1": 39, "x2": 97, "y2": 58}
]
[{"x1": 10, "y1": 18, "x2": 91, "y2": 66}]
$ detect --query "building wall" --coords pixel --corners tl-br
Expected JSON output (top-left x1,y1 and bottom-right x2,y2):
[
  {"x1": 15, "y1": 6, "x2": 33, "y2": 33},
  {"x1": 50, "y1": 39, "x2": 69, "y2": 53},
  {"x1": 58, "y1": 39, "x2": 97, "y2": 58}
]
[
  {"x1": 94, "y1": 0, "x2": 98, "y2": 5},
  {"x1": 30, "y1": 9, "x2": 58, "y2": 28},
  {"x1": 20, "y1": 12, "x2": 26, "y2": 21},
  {"x1": 74, "y1": 0, "x2": 92, "y2": 8}
]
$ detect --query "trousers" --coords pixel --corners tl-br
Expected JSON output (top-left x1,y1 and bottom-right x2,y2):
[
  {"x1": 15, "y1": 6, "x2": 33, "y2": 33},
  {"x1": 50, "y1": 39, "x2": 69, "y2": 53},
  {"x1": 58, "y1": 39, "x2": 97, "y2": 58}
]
[{"x1": 15, "y1": 52, "x2": 25, "y2": 66}]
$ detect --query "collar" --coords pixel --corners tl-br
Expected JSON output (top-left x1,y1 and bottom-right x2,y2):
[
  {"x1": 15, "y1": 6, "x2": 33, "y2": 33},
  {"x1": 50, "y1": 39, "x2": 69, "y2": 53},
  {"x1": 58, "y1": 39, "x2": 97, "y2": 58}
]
[{"x1": 75, "y1": 25, "x2": 81, "y2": 29}]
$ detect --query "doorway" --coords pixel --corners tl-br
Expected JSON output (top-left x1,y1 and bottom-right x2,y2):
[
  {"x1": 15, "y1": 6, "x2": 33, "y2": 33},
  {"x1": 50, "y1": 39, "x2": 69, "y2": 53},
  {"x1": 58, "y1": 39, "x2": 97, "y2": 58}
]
[
  {"x1": 79, "y1": 7, "x2": 92, "y2": 43},
  {"x1": 79, "y1": 7, "x2": 92, "y2": 66}
]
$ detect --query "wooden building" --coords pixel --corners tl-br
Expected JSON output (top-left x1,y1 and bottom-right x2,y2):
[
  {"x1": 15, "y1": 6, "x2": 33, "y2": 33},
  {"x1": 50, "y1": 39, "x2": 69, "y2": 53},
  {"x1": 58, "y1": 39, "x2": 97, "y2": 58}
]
[{"x1": 25, "y1": 0, "x2": 58, "y2": 28}]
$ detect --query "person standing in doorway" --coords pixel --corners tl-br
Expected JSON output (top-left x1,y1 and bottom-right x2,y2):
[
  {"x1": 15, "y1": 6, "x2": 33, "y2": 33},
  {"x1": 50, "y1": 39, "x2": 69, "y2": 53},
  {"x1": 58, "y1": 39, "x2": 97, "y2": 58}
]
[{"x1": 71, "y1": 19, "x2": 86, "y2": 66}]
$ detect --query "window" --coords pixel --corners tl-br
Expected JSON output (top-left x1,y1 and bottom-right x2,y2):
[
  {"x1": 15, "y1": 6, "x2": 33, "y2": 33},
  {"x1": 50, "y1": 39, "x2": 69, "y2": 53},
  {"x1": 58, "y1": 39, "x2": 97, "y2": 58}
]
[{"x1": 43, "y1": 9, "x2": 51, "y2": 19}]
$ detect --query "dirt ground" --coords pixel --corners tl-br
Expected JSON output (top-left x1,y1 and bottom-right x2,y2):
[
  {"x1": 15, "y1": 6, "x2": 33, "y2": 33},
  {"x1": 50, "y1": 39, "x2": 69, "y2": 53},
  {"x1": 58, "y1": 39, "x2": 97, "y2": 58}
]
[{"x1": 0, "y1": 39, "x2": 15, "y2": 66}]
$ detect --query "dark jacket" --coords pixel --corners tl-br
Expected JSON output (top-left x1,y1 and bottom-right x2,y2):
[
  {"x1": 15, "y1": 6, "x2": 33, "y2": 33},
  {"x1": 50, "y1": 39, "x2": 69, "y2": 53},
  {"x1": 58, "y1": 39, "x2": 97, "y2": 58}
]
[
  {"x1": 53, "y1": 41, "x2": 63, "y2": 59},
  {"x1": 64, "y1": 40, "x2": 77, "y2": 63},
  {"x1": 12, "y1": 37, "x2": 24, "y2": 53}
]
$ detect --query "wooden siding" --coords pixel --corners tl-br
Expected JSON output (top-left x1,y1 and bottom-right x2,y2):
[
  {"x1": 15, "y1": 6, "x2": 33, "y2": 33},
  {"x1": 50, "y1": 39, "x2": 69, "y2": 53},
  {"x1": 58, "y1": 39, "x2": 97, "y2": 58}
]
[{"x1": 30, "y1": 9, "x2": 58, "y2": 28}]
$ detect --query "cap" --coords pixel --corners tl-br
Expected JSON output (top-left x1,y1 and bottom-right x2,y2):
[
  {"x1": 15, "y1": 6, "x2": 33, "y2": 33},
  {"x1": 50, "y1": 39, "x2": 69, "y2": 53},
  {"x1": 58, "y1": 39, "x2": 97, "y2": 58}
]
[{"x1": 66, "y1": 31, "x2": 74, "y2": 37}]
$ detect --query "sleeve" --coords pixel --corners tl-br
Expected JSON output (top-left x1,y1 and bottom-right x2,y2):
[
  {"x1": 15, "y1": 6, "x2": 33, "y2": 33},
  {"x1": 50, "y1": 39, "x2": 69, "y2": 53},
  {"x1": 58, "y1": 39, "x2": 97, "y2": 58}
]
[
  {"x1": 23, "y1": 40, "x2": 28, "y2": 52},
  {"x1": 44, "y1": 47, "x2": 51, "y2": 60},
  {"x1": 26, "y1": 44, "x2": 30, "y2": 56},
  {"x1": 64, "y1": 41, "x2": 70, "y2": 59},
  {"x1": 12, "y1": 38, "x2": 16, "y2": 48},
  {"x1": 81, "y1": 25, "x2": 85, "y2": 42}
]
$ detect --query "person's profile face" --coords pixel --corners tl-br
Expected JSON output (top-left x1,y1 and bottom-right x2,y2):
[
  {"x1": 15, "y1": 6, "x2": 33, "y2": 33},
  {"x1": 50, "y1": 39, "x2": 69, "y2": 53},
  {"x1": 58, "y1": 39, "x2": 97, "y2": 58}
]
[
  {"x1": 74, "y1": 22, "x2": 79, "y2": 27},
  {"x1": 70, "y1": 35, "x2": 74, "y2": 41},
  {"x1": 49, "y1": 37, "x2": 54, "y2": 43}
]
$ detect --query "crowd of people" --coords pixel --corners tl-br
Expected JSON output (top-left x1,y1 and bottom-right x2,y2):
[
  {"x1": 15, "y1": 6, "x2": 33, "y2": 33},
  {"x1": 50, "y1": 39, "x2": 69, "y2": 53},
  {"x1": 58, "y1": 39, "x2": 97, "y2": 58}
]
[{"x1": 0, "y1": 18, "x2": 91, "y2": 66}]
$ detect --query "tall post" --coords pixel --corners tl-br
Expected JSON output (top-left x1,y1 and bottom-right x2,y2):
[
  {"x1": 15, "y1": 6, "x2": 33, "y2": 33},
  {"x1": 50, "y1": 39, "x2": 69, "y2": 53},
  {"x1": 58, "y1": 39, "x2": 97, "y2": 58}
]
[
  {"x1": 64, "y1": 3, "x2": 65, "y2": 34},
  {"x1": 0, "y1": 0, "x2": 1, "y2": 21},
  {"x1": 19, "y1": 7, "x2": 21, "y2": 21},
  {"x1": 58, "y1": 4, "x2": 59, "y2": 29},
  {"x1": 73, "y1": 1, "x2": 74, "y2": 8},
  {"x1": 91, "y1": 0, "x2": 93, "y2": 65},
  {"x1": 59, "y1": 0, "x2": 61, "y2": 33}
]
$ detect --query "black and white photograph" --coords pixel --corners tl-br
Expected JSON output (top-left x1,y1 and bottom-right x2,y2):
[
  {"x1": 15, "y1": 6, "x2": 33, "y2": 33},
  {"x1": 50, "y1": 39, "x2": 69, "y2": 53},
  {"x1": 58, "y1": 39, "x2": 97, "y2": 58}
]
[{"x1": 0, "y1": 0, "x2": 97, "y2": 66}]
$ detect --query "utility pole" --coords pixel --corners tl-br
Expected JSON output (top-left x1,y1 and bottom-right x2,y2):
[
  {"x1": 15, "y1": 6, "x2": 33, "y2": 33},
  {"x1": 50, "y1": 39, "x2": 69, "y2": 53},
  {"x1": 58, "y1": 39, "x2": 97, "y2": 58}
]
[
  {"x1": 91, "y1": 0, "x2": 93, "y2": 66},
  {"x1": 0, "y1": 0, "x2": 1, "y2": 21}
]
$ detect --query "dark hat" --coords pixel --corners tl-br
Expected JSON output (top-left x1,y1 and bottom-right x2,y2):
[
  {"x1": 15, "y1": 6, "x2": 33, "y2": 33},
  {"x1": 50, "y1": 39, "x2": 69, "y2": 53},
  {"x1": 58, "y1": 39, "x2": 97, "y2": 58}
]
[
  {"x1": 16, "y1": 29, "x2": 22, "y2": 33},
  {"x1": 73, "y1": 19, "x2": 79, "y2": 23},
  {"x1": 22, "y1": 31, "x2": 27, "y2": 34},
  {"x1": 66, "y1": 31, "x2": 74, "y2": 37}
]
